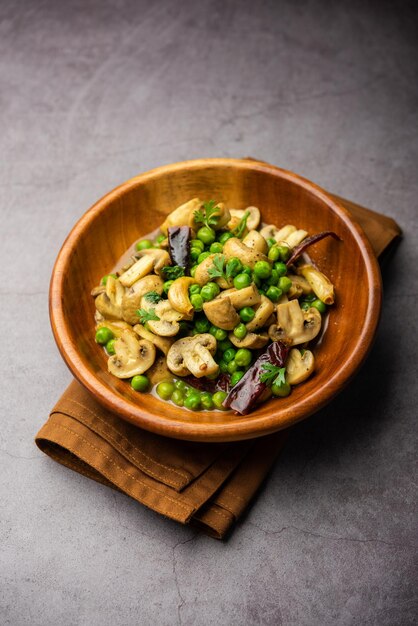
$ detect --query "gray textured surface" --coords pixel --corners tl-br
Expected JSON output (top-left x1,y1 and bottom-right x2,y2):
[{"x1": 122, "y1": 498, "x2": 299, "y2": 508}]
[{"x1": 1, "y1": 1, "x2": 417, "y2": 624}]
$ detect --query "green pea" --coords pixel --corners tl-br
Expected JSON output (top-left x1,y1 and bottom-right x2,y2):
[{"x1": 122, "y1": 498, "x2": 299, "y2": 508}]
[
  {"x1": 105, "y1": 338, "x2": 116, "y2": 355},
  {"x1": 156, "y1": 381, "x2": 175, "y2": 400},
  {"x1": 239, "y1": 307, "x2": 255, "y2": 323},
  {"x1": 233, "y1": 273, "x2": 251, "y2": 290},
  {"x1": 200, "y1": 392, "x2": 214, "y2": 410},
  {"x1": 163, "y1": 280, "x2": 174, "y2": 294},
  {"x1": 218, "y1": 231, "x2": 233, "y2": 244},
  {"x1": 226, "y1": 257, "x2": 243, "y2": 277},
  {"x1": 300, "y1": 301, "x2": 311, "y2": 311},
  {"x1": 310, "y1": 298, "x2": 327, "y2": 314},
  {"x1": 174, "y1": 379, "x2": 188, "y2": 392},
  {"x1": 95, "y1": 327, "x2": 114, "y2": 345},
  {"x1": 276, "y1": 245, "x2": 290, "y2": 262},
  {"x1": 266, "y1": 286, "x2": 282, "y2": 302},
  {"x1": 218, "y1": 338, "x2": 233, "y2": 352},
  {"x1": 197, "y1": 251, "x2": 211, "y2": 264},
  {"x1": 267, "y1": 237, "x2": 276, "y2": 249},
  {"x1": 135, "y1": 239, "x2": 153, "y2": 251},
  {"x1": 235, "y1": 348, "x2": 252, "y2": 367},
  {"x1": 190, "y1": 293, "x2": 204, "y2": 311},
  {"x1": 231, "y1": 371, "x2": 245, "y2": 386},
  {"x1": 190, "y1": 246, "x2": 202, "y2": 261},
  {"x1": 210, "y1": 242, "x2": 223, "y2": 254},
  {"x1": 242, "y1": 264, "x2": 252, "y2": 276},
  {"x1": 223, "y1": 347, "x2": 237, "y2": 363},
  {"x1": 209, "y1": 325, "x2": 227, "y2": 341},
  {"x1": 252, "y1": 274, "x2": 262, "y2": 288},
  {"x1": 184, "y1": 393, "x2": 201, "y2": 411},
  {"x1": 271, "y1": 380, "x2": 291, "y2": 397},
  {"x1": 131, "y1": 375, "x2": 150, "y2": 392},
  {"x1": 268, "y1": 245, "x2": 280, "y2": 261},
  {"x1": 233, "y1": 323, "x2": 247, "y2": 339},
  {"x1": 227, "y1": 360, "x2": 239, "y2": 374},
  {"x1": 278, "y1": 276, "x2": 292, "y2": 293},
  {"x1": 200, "y1": 282, "x2": 220, "y2": 302},
  {"x1": 267, "y1": 269, "x2": 279, "y2": 286},
  {"x1": 171, "y1": 389, "x2": 185, "y2": 407},
  {"x1": 212, "y1": 391, "x2": 228, "y2": 410},
  {"x1": 219, "y1": 359, "x2": 228, "y2": 373},
  {"x1": 273, "y1": 261, "x2": 287, "y2": 277},
  {"x1": 190, "y1": 265, "x2": 198, "y2": 277},
  {"x1": 100, "y1": 273, "x2": 117, "y2": 285},
  {"x1": 253, "y1": 260, "x2": 272, "y2": 279},
  {"x1": 197, "y1": 226, "x2": 216, "y2": 246},
  {"x1": 304, "y1": 293, "x2": 317, "y2": 302},
  {"x1": 194, "y1": 316, "x2": 211, "y2": 333},
  {"x1": 190, "y1": 239, "x2": 204, "y2": 252},
  {"x1": 189, "y1": 284, "x2": 201, "y2": 295},
  {"x1": 155, "y1": 233, "x2": 166, "y2": 245}
]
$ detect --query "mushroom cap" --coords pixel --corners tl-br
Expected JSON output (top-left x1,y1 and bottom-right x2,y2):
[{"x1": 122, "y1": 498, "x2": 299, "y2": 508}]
[
  {"x1": 160, "y1": 198, "x2": 203, "y2": 234},
  {"x1": 229, "y1": 206, "x2": 260, "y2": 231},
  {"x1": 168, "y1": 276, "x2": 197, "y2": 317},
  {"x1": 135, "y1": 248, "x2": 171, "y2": 276},
  {"x1": 223, "y1": 237, "x2": 269, "y2": 269},
  {"x1": 203, "y1": 296, "x2": 240, "y2": 330},
  {"x1": 146, "y1": 299, "x2": 183, "y2": 337},
  {"x1": 146, "y1": 355, "x2": 174, "y2": 385},
  {"x1": 268, "y1": 300, "x2": 321, "y2": 345},
  {"x1": 166, "y1": 334, "x2": 218, "y2": 378},
  {"x1": 286, "y1": 349, "x2": 315, "y2": 385},
  {"x1": 94, "y1": 276, "x2": 125, "y2": 320},
  {"x1": 121, "y1": 275, "x2": 164, "y2": 324},
  {"x1": 96, "y1": 320, "x2": 132, "y2": 337},
  {"x1": 229, "y1": 331, "x2": 269, "y2": 349},
  {"x1": 219, "y1": 284, "x2": 261, "y2": 309},
  {"x1": 242, "y1": 230, "x2": 268, "y2": 254},
  {"x1": 107, "y1": 330, "x2": 156, "y2": 378}
]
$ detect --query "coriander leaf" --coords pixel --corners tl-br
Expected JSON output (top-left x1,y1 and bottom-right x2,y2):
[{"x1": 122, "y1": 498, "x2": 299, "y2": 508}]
[
  {"x1": 259, "y1": 363, "x2": 287, "y2": 387},
  {"x1": 207, "y1": 254, "x2": 226, "y2": 280},
  {"x1": 232, "y1": 210, "x2": 250, "y2": 238},
  {"x1": 193, "y1": 209, "x2": 206, "y2": 225},
  {"x1": 136, "y1": 308, "x2": 160, "y2": 324},
  {"x1": 162, "y1": 265, "x2": 185, "y2": 280},
  {"x1": 193, "y1": 200, "x2": 220, "y2": 229},
  {"x1": 143, "y1": 291, "x2": 162, "y2": 304}
]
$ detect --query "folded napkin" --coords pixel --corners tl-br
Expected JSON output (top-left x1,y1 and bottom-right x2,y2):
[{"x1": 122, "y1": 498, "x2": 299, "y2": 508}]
[{"x1": 35, "y1": 192, "x2": 401, "y2": 539}]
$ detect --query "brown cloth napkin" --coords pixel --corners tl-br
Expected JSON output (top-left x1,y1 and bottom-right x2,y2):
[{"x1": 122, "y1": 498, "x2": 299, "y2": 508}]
[{"x1": 35, "y1": 193, "x2": 401, "y2": 539}]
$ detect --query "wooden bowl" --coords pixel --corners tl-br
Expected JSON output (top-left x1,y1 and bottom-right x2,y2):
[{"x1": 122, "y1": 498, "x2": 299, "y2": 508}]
[{"x1": 49, "y1": 158, "x2": 382, "y2": 442}]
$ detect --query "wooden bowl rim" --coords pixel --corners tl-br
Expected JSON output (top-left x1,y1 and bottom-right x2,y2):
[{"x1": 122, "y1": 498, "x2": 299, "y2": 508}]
[{"x1": 49, "y1": 158, "x2": 382, "y2": 442}]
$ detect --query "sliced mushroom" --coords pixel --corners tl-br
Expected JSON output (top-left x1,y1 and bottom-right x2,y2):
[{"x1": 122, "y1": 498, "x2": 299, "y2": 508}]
[
  {"x1": 245, "y1": 295, "x2": 274, "y2": 332},
  {"x1": 194, "y1": 254, "x2": 232, "y2": 288},
  {"x1": 297, "y1": 264, "x2": 335, "y2": 305},
  {"x1": 94, "y1": 275, "x2": 125, "y2": 320},
  {"x1": 286, "y1": 349, "x2": 315, "y2": 385},
  {"x1": 135, "y1": 248, "x2": 171, "y2": 276},
  {"x1": 242, "y1": 230, "x2": 268, "y2": 254},
  {"x1": 168, "y1": 276, "x2": 196, "y2": 317},
  {"x1": 121, "y1": 275, "x2": 164, "y2": 324},
  {"x1": 108, "y1": 331, "x2": 156, "y2": 378},
  {"x1": 229, "y1": 331, "x2": 269, "y2": 349},
  {"x1": 229, "y1": 206, "x2": 260, "y2": 231},
  {"x1": 287, "y1": 274, "x2": 312, "y2": 300},
  {"x1": 146, "y1": 355, "x2": 174, "y2": 385},
  {"x1": 119, "y1": 255, "x2": 155, "y2": 287},
  {"x1": 167, "y1": 334, "x2": 218, "y2": 378},
  {"x1": 268, "y1": 300, "x2": 321, "y2": 345},
  {"x1": 223, "y1": 237, "x2": 269, "y2": 269},
  {"x1": 219, "y1": 284, "x2": 261, "y2": 309},
  {"x1": 133, "y1": 323, "x2": 174, "y2": 355},
  {"x1": 91, "y1": 284, "x2": 105, "y2": 297},
  {"x1": 160, "y1": 198, "x2": 203, "y2": 234},
  {"x1": 285, "y1": 229, "x2": 308, "y2": 248},
  {"x1": 203, "y1": 296, "x2": 240, "y2": 330},
  {"x1": 146, "y1": 299, "x2": 184, "y2": 337}
]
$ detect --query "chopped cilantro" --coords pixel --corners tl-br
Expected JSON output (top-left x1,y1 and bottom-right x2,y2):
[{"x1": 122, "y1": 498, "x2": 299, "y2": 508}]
[{"x1": 259, "y1": 363, "x2": 287, "y2": 387}]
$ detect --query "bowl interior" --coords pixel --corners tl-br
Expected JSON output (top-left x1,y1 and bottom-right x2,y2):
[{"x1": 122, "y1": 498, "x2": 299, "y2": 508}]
[{"x1": 50, "y1": 159, "x2": 381, "y2": 441}]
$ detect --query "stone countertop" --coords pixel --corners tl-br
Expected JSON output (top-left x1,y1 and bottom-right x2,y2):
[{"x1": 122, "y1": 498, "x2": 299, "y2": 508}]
[{"x1": 1, "y1": 1, "x2": 417, "y2": 624}]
